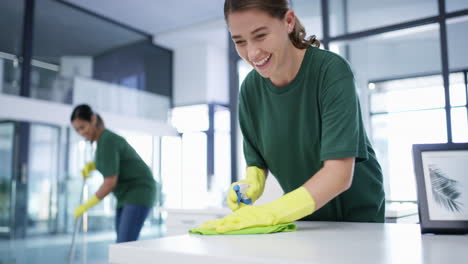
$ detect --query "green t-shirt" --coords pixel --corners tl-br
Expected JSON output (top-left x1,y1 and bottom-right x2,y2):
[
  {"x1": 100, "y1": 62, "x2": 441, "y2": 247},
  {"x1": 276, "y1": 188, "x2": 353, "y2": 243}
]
[
  {"x1": 95, "y1": 129, "x2": 156, "y2": 208},
  {"x1": 239, "y1": 46, "x2": 385, "y2": 222}
]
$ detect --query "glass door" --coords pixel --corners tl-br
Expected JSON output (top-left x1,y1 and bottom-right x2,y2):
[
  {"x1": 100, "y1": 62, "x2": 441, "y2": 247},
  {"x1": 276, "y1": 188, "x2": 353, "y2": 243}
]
[
  {"x1": 0, "y1": 121, "x2": 15, "y2": 238},
  {"x1": 0, "y1": 121, "x2": 62, "y2": 238},
  {"x1": 27, "y1": 124, "x2": 60, "y2": 235}
]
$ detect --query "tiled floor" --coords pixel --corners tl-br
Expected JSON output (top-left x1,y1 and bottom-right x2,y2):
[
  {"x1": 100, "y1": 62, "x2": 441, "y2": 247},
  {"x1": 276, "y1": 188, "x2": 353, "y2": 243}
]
[{"x1": 0, "y1": 225, "x2": 164, "y2": 264}]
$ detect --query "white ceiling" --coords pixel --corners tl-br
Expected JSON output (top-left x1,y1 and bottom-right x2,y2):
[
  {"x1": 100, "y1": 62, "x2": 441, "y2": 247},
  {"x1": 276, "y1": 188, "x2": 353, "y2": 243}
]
[
  {"x1": 63, "y1": 0, "x2": 226, "y2": 36},
  {"x1": 62, "y1": 0, "x2": 228, "y2": 49}
]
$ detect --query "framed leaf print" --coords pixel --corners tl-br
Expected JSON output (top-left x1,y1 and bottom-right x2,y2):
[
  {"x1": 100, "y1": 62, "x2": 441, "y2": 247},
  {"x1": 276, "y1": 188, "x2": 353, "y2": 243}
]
[{"x1": 412, "y1": 143, "x2": 468, "y2": 234}]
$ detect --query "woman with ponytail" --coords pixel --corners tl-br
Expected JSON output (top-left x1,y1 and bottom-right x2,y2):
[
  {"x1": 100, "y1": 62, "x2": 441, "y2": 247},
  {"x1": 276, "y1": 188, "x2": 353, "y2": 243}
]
[
  {"x1": 197, "y1": 0, "x2": 385, "y2": 233},
  {"x1": 70, "y1": 104, "x2": 156, "y2": 242}
]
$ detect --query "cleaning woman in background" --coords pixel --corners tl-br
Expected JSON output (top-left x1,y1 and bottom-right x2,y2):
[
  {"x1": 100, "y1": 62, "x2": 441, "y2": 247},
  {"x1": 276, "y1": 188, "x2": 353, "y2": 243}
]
[
  {"x1": 197, "y1": 0, "x2": 385, "y2": 233},
  {"x1": 71, "y1": 104, "x2": 156, "y2": 242}
]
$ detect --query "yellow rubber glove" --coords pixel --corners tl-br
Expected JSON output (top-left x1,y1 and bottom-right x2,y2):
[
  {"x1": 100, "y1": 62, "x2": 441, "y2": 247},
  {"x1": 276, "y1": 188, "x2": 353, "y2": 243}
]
[
  {"x1": 227, "y1": 166, "x2": 266, "y2": 211},
  {"x1": 74, "y1": 194, "x2": 100, "y2": 219},
  {"x1": 201, "y1": 186, "x2": 315, "y2": 233},
  {"x1": 81, "y1": 161, "x2": 96, "y2": 180}
]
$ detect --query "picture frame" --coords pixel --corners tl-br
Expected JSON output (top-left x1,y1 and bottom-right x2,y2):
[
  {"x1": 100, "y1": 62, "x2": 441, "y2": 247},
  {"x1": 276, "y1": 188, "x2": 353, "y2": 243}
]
[{"x1": 412, "y1": 143, "x2": 468, "y2": 234}]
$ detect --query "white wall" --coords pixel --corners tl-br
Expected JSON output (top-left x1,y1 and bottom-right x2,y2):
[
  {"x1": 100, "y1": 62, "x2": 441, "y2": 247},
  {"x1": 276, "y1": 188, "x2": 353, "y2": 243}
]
[
  {"x1": 167, "y1": 43, "x2": 228, "y2": 106},
  {"x1": 206, "y1": 44, "x2": 228, "y2": 104},
  {"x1": 73, "y1": 77, "x2": 171, "y2": 122},
  {"x1": 0, "y1": 93, "x2": 177, "y2": 137},
  {"x1": 172, "y1": 44, "x2": 208, "y2": 106},
  {"x1": 154, "y1": 19, "x2": 229, "y2": 106},
  {"x1": 0, "y1": 94, "x2": 71, "y2": 126}
]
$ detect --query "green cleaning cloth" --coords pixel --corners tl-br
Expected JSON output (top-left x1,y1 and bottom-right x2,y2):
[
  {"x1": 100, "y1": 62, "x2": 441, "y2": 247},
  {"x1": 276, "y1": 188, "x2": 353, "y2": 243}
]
[{"x1": 189, "y1": 222, "x2": 297, "y2": 235}]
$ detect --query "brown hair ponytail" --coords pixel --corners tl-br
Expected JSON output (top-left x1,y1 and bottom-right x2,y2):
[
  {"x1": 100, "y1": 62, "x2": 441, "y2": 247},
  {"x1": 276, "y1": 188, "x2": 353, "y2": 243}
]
[{"x1": 290, "y1": 17, "x2": 320, "y2": 49}]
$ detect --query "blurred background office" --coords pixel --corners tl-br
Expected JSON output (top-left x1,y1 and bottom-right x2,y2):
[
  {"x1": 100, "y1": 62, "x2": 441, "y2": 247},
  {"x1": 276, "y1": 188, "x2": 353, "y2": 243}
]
[{"x1": 0, "y1": 0, "x2": 467, "y2": 263}]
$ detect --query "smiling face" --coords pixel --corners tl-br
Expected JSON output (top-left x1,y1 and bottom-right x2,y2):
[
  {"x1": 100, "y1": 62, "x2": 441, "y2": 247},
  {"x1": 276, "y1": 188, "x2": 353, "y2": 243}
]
[
  {"x1": 71, "y1": 116, "x2": 97, "y2": 142},
  {"x1": 228, "y1": 8, "x2": 295, "y2": 80}
]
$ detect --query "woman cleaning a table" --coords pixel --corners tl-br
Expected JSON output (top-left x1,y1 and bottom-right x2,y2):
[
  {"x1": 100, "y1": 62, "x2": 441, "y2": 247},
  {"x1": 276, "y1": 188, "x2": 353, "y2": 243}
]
[{"x1": 197, "y1": 0, "x2": 385, "y2": 233}]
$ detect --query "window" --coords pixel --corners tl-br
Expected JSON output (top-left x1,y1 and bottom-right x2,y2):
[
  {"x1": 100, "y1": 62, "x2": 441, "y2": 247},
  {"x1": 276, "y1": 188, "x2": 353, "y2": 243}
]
[
  {"x1": 447, "y1": 16, "x2": 468, "y2": 71},
  {"x1": 328, "y1": 0, "x2": 438, "y2": 36},
  {"x1": 292, "y1": 0, "x2": 323, "y2": 39},
  {"x1": 161, "y1": 136, "x2": 183, "y2": 208},
  {"x1": 330, "y1": 23, "x2": 443, "y2": 201},
  {"x1": 171, "y1": 104, "x2": 209, "y2": 133},
  {"x1": 118, "y1": 130, "x2": 155, "y2": 168},
  {"x1": 447, "y1": 16, "x2": 468, "y2": 142},
  {"x1": 27, "y1": 124, "x2": 60, "y2": 235},
  {"x1": 446, "y1": 0, "x2": 468, "y2": 12},
  {"x1": 161, "y1": 136, "x2": 182, "y2": 208},
  {"x1": 170, "y1": 104, "x2": 209, "y2": 208},
  {"x1": 181, "y1": 132, "x2": 207, "y2": 208},
  {"x1": 0, "y1": 122, "x2": 15, "y2": 233},
  {"x1": 236, "y1": 60, "x2": 253, "y2": 177},
  {"x1": 0, "y1": 0, "x2": 24, "y2": 96},
  {"x1": 370, "y1": 75, "x2": 448, "y2": 201},
  {"x1": 212, "y1": 106, "x2": 231, "y2": 205},
  {"x1": 370, "y1": 70, "x2": 468, "y2": 200},
  {"x1": 165, "y1": 104, "x2": 231, "y2": 209},
  {"x1": 449, "y1": 72, "x2": 468, "y2": 143}
]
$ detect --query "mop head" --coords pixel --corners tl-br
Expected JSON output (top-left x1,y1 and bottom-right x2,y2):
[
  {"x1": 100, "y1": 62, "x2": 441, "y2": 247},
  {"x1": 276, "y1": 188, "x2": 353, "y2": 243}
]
[{"x1": 189, "y1": 222, "x2": 297, "y2": 235}]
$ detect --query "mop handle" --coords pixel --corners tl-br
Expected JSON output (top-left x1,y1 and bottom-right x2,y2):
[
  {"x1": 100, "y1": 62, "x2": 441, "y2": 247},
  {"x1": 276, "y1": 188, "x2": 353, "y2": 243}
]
[
  {"x1": 68, "y1": 178, "x2": 86, "y2": 264},
  {"x1": 68, "y1": 142, "x2": 92, "y2": 264}
]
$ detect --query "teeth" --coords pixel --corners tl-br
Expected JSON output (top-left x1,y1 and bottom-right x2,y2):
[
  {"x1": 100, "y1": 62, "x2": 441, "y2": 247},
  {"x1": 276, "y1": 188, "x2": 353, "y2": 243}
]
[{"x1": 253, "y1": 54, "x2": 271, "y2": 66}]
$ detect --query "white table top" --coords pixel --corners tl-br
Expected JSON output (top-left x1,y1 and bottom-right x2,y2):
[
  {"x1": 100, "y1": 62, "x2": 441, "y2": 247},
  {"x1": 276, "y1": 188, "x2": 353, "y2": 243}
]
[{"x1": 109, "y1": 221, "x2": 468, "y2": 264}]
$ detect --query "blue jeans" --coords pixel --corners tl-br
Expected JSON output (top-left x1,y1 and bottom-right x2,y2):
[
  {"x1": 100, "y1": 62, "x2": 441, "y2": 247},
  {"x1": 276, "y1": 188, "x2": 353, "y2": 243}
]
[{"x1": 115, "y1": 204, "x2": 151, "y2": 243}]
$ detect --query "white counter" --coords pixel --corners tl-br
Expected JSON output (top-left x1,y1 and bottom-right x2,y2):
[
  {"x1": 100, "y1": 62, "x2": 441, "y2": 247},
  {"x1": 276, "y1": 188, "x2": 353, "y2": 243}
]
[
  {"x1": 161, "y1": 207, "x2": 231, "y2": 236},
  {"x1": 109, "y1": 221, "x2": 468, "y2": 264}
]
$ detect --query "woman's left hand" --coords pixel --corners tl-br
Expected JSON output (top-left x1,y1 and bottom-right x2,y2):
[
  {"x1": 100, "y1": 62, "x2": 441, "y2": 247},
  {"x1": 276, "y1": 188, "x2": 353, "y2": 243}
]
[
  {"x1": 199, "y1": 187, "x2": 316, "y2": 233},
  {"x1": 199, "y1": 205, "x2": 277, "y2": 233}
]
